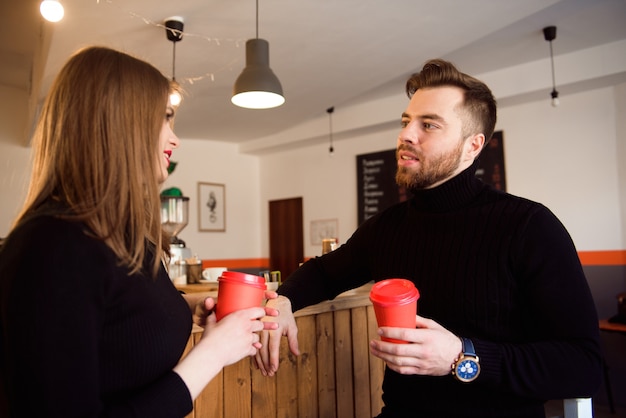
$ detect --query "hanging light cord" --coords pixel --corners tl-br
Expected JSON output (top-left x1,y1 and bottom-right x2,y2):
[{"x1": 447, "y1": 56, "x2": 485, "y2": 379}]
[
  {"x1": 172, "y1": 41, "x2": 177, "y2": 81},
  {"x1": 255, "y1": 0, "x2": 259, "y2": 39},
  {"x1": 549, "y1": 40, "x2": 557, "y2": 97},
  {"x1": 327, "y1": 107, "x2": 335, "y2": 155},
  {"x1": 543, "y1": 26, "x2": 559, "y2": 106}
]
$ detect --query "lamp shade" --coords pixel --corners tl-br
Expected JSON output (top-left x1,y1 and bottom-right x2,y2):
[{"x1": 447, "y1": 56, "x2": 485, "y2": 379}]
[{"x1": 232, "y1": 39, "x2": 285, "y2": 109}]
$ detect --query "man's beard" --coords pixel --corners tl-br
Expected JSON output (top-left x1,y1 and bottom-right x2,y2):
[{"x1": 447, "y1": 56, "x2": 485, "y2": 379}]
[{"x1": 395, "y1": 140, "x2": 464, "y2": 191}]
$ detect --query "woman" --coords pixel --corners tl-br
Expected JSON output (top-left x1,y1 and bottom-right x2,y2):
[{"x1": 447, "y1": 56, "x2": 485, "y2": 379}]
[{"x1": 0, "y1": 46, "x2": 277, "y2": 417}]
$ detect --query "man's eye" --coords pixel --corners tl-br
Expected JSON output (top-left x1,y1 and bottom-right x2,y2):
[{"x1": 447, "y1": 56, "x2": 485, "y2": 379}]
[
  {"x1": 423, "y1": 122, "x2": 436, "y2": 129},
  {"x1": 400, "y1": 120, "x2": 409, "y2": 128}
]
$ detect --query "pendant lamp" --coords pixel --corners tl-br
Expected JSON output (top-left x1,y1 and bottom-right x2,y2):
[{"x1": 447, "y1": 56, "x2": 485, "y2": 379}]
[
  {"x1": 165, "y1": 17, "x2": 184, "y2": 107},
  {"x1": 327, "y1": 106, "x2": 335, "y2": 156},
  {"x1": 543, "y1": 26, "x2": 559, "y2": 107},
  {"x1": 232, "y1": 0, "x2": 285, "y2": 109}
]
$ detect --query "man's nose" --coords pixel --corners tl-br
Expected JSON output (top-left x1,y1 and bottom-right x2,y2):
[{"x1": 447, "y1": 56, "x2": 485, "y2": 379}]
[{"x1": 398, "y1": 123, "x2": 417, "y2": 144}]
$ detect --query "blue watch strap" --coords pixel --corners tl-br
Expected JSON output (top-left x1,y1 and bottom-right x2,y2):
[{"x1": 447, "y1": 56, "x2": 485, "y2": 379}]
[{"x1": 462, "y1": 337, "x2": 476, "y2": 356}]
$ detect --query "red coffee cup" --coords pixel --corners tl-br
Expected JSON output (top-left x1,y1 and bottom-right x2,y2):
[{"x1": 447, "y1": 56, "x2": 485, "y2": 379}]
[
  {"x1": 369, "y1": 279, "x2": 420, "y2": 343},
  {"x1": 215, "y1": 271, "x2": 266, "y2": 321}
]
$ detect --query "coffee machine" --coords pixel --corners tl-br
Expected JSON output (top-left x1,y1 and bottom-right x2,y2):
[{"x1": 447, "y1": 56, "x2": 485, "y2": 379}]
[{"x1": 160, "y1": 195, "x2": 191, "y2": 280}]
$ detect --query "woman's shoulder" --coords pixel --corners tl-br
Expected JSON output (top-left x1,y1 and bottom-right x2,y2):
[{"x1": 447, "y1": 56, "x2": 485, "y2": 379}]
[
  {"x1": 2, "y1": 212, "x2": 102, "y2": 264},
  {"x1": 0, "y1": 212, "x2": 118, "y2": 292},
  {"x1": 11, "y1": 213, "x2": 86, "y2": 242}
]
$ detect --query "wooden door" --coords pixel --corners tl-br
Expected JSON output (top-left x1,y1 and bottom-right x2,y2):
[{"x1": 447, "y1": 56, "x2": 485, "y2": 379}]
[{"x1": 269, "y1": 197, "x2": 303, "y2": 279}]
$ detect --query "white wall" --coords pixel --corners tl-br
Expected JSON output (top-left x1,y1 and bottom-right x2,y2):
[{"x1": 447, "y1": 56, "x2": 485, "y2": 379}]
[
  {"x1": 0, "y1": 85, "x2": 33, "y2": 237},
  {"x1": 499, "y1": 86, "x2": 623, "y2": 251},
  {"x1": 160, "y1": 139, "x2": 261, "y2": 260},
  {"x1": 616, "y1": 83, "x2": 626, "y2": 251}
]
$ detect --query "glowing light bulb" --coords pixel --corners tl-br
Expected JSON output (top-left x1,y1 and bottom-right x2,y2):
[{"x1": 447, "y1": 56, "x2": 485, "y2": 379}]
[
  {"x1": 40, "y1": 0, "x2": 64, "y2": 22},
  {"x1": 170, "y1": 91, "x2": 182, "y2": 107},
  {"x1": 551, "y1": 97, "x2": 560, "y2": 107},
  {"x1": 550, "y1": 90, "x2": 559, "y2": 108}
]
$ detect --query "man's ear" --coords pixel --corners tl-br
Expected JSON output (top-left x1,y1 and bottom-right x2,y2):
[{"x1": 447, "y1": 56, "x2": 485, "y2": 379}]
[{"x1": 466, "y1": 133, "x2": 485, "y2": 160}]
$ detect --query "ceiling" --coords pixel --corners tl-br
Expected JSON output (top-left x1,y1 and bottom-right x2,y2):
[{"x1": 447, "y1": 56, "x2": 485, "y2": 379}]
[{"x1": 3, "y1": 0, "x2": 626, "y2": 146}]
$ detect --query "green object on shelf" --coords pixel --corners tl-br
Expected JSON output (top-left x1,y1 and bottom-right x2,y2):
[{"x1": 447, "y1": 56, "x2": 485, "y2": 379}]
[{"x1": 161, "y1": 187, "x2": 183, "y2": 197}]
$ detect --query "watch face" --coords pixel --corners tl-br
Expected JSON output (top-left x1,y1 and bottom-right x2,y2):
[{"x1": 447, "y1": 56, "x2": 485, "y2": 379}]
[{"x1": 456, "y1": 359, "x2": 479, "y2": 382}]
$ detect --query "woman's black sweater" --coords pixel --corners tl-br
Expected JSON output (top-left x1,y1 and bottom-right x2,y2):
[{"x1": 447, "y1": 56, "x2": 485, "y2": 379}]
[{"x1": 0, "y1": 214, "x2": 193, "y2": 417}]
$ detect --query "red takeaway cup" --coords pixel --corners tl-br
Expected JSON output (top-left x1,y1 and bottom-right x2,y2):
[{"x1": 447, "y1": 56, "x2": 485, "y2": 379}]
[
  {"x1": 369, "y1": 278, "x2": 420, "y2": 343},
  {"x1": 215, "y1": 271, "x2": 266, "y2": 321}
]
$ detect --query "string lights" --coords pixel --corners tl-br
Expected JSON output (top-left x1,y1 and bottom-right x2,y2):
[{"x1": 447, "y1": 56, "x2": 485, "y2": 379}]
[
  {"x1": 138, "y1": 12, "x2": 245, "y2": 89},
  {"x1": 59, "y1": 0, "x2": 251, "y2": 90}
]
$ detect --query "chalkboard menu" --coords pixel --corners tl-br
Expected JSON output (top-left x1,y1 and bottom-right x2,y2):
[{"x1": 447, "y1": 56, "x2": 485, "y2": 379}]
[
  {"x1": 356, "y1": 149, "x2": 405, "y2": 225},
  {"x1": 356, "y1": 131, "x2": 505, "y2": 224}
]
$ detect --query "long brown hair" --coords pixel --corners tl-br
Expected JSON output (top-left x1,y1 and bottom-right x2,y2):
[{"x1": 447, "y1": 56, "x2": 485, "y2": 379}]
[{"x1": 14, "y1": 46, "x2": 171, "y2": 276}]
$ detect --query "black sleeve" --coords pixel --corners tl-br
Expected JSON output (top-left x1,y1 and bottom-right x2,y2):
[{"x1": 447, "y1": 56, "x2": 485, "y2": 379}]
[{"x1": 474, "y1": 205, "x2": 602, "y2": 399}]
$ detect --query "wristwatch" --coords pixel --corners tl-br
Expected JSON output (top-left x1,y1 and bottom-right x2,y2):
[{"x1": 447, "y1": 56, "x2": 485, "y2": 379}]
[{"x1": 451, "y1": 337, "x2": 480, "y2": 383}]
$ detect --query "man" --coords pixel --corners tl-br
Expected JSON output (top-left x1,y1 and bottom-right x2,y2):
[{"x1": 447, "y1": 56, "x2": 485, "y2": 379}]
[{"x1": 257, "y1": 59, "x2": 601, "y2": 417}]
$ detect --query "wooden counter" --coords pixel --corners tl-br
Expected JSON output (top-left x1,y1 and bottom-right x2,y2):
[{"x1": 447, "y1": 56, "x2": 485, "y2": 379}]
[
  {"x1": 175, "y1": 281, "x2": 218, "y2": 294},
  {"x1": 599, "y1": 318, "x2": 626, "y2": 334},
  {"x1": 181, "y1": 283, "x2": 384, "y2": 418}
]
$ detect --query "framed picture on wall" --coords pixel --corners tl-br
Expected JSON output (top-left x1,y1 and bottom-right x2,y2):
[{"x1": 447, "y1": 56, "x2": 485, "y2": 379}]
[
  {"x1": 310, "y1": 218, "x2": 338, "y2": 245},
  {"x1": 198, "y1": 182, "x2": 226, "y2": 232}
]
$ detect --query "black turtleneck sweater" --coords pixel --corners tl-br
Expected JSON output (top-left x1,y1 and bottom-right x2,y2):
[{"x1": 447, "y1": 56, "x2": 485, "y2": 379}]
[
  {"x1": 278, "y1": 162, "x2": 602, "y2": 417},
  {"x1": 0, "y1": 213, "x2": 193, "y2": 417}
]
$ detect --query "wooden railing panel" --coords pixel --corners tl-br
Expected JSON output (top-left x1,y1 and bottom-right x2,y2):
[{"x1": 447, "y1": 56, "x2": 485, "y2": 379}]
[
  {"x1": 335, "y1": 309, "x2": 355, "y2": 417},
  {"x1": 184, "y1": 284, "x2": 382, "y2": 418},
  {"x1": 367, "y1": 305, "x2": 385, "y2": 416},
  {"x1": 200, "y1": 370, "x2": 223, "y2": 418},
  {"x1": 223, "y1": 358, "x2": 251, "y2": 418},
  {"x1": 316, "y1": 311, "x2": 337, "y2": 418},
  {"x1": 276, "y1": 336, "x2": 298, "y2": 418},
  {"x1": 296, "y1": 315, "x2": 318, "y2": 418},
  {"x1": 252, "y1": 364, "x2": 276, "y2": 418},
  {"x1": 352, "y1": 306, "x2": 372, "y2": 418}
]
